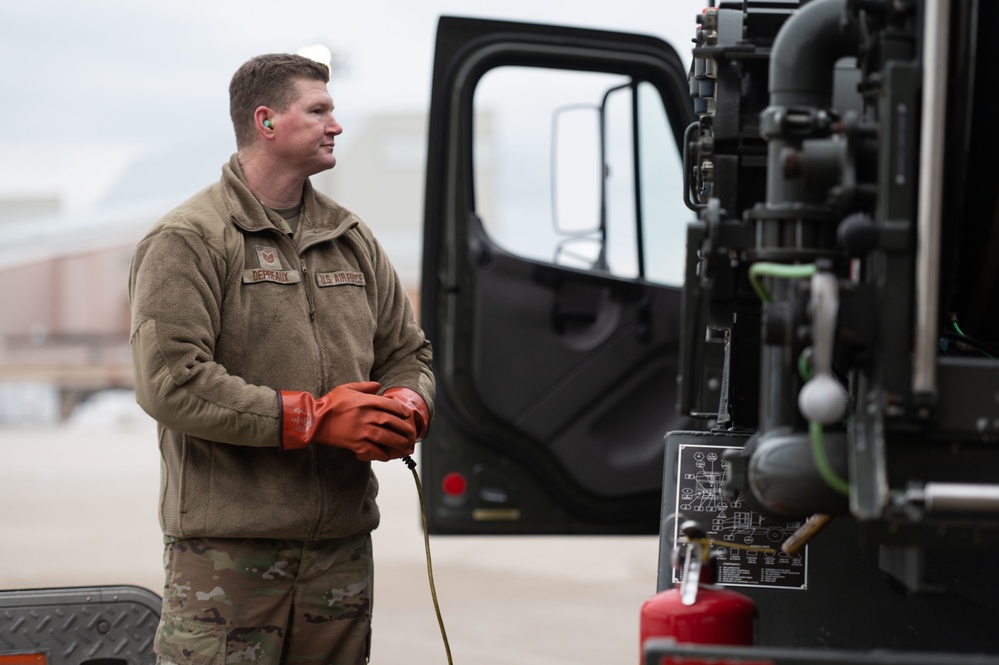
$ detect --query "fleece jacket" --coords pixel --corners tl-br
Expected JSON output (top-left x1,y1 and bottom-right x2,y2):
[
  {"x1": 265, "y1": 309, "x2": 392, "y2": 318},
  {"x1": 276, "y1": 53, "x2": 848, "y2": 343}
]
[{"x1": 128, "y1": 153, "x2": 435, "y2": 541}]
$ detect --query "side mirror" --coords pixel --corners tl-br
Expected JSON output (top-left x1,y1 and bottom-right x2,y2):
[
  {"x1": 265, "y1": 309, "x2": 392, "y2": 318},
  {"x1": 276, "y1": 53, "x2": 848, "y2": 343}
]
[{"x1": 551, "y1": 104, "x2": 605, "y2": 270}]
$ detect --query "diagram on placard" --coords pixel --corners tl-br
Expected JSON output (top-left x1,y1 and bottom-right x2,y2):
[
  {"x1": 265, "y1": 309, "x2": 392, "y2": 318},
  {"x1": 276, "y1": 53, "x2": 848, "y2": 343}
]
[
  {"x1": 673, "y1": 444, "x2": 808, "y2": 590},
  {"x1": 678, "y1": 448, "x2": 732, "y2": 513}
]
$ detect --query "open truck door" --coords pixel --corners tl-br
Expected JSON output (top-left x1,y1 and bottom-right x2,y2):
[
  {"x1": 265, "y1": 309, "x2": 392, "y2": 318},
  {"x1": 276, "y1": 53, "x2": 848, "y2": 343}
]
[{"x1": 420, "y1": 16, "x2": 696, "y2": 535}]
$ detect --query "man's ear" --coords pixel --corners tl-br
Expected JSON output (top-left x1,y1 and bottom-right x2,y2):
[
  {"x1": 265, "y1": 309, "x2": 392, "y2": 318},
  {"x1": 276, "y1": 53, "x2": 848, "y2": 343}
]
[{"x1": 254, "y1": 106, "x2": 275, "y2": 137}]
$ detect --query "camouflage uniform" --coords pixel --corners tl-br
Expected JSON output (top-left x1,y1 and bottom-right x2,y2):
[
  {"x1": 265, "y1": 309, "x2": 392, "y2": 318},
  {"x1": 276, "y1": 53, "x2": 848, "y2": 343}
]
[{"x1": 154, "y1": 534, "x2": 373, "y2": 665}]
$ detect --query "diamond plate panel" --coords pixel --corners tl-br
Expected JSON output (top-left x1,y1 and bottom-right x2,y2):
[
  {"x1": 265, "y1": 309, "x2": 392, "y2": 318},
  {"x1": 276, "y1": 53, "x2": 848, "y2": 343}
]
[{"x1": 0, "y1": 586, "x2": 160, "y2": 665}]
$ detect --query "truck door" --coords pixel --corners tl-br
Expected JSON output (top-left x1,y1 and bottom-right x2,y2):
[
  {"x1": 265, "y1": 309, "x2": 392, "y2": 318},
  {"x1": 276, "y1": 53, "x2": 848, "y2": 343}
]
[{"x1": 421, "y1": 16, "x2": 696, "y2": 534}]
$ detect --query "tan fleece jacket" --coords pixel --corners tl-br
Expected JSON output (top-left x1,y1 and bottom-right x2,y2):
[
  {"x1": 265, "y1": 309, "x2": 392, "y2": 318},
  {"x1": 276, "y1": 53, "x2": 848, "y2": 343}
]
[{"x1": 128, "y1": 154, "x2": 434, "y2": 541}]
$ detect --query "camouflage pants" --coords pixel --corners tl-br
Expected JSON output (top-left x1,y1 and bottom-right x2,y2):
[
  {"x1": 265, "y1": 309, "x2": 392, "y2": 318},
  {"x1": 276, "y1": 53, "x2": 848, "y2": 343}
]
[{"x1": 154, "y1": 534, "x2": 372, "y2": 665}]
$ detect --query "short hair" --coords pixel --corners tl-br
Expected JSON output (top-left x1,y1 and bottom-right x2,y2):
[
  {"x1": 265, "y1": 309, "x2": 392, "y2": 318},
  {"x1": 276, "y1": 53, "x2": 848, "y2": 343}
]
[{"x1": 229, "y1": 53, "x2": 330, "y2": 149}]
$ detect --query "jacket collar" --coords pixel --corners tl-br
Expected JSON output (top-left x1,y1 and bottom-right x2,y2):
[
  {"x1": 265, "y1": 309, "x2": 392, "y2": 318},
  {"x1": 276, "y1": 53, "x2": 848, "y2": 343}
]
[{"x1": 220, "y1": 153, "x2": 357, "y2": 243}]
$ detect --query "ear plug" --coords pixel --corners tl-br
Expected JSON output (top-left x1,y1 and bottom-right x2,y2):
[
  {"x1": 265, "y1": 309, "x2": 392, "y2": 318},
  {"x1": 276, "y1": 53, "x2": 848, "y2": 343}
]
[{"x1": 263, "y1": 120, "x2": 272, "y2": 128}]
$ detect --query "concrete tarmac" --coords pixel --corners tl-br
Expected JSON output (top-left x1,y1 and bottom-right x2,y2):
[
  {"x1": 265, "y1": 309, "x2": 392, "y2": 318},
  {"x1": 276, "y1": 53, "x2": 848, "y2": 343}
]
[{"x1": 0, "y1": 416, "x2": 660, "y2": 664}]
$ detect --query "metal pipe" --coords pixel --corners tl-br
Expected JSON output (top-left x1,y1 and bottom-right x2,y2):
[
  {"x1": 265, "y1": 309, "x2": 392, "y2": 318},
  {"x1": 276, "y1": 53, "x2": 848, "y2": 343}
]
[
  {"x1": 768, "y1": 0, "x2": 854, "y2": 109},
  {"x1": 913, "y1": 0, "x2": 951, "y2": 399},
  {"x1": 924, "y1": 483, "x2": 999, "y2": 513}
]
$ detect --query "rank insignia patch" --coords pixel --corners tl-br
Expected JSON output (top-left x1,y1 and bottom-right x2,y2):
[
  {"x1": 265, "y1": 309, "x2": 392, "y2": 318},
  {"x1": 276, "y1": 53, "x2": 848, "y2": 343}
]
[{"x1": 255, "y1": 245, "x2": 283, "y2": 270}]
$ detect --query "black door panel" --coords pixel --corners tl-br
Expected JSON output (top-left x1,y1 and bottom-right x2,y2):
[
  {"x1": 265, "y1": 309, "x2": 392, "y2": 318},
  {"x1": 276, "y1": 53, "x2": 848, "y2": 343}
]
[{"x1": 469, "y1": 220, "x2": 688, "y2": 497}]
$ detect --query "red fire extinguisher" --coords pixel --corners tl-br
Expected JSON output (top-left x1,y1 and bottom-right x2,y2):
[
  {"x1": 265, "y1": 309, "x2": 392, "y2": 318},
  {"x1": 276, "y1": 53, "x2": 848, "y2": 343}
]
[{"x1": 639, "y1": 520, "x2": 757, "y2": 660}]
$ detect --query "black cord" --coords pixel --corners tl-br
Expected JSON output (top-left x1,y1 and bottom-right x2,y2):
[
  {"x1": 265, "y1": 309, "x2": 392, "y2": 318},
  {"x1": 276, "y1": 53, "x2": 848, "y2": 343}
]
[
  {"x1": 941, "y1": 329, "x2": 998, "y2": 358},
  {"x1": 401, "y1": 455, "x2": 453, "y2": 664}
]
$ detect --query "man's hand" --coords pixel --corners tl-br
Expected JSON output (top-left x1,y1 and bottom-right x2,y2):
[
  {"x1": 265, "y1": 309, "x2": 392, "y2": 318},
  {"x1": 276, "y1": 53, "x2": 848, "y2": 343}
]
[
  {"x1": 382, "y1": 387, "x2": 430, "y2": 441},
  {"x1": 280, "y1": 382, "x2": 417, "y2": 461}
]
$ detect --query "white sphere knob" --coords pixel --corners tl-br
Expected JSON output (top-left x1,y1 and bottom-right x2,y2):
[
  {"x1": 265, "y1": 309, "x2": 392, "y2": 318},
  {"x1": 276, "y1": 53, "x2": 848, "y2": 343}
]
[{"x1": 798, "y1": 373, "x2": 847, "y2": 424}]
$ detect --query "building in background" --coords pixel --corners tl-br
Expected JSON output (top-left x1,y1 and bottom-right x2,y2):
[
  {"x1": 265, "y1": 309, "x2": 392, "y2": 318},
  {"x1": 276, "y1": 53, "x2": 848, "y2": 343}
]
[{"x1": 0, "y1": 112, "x2": 495, "y2": 424}]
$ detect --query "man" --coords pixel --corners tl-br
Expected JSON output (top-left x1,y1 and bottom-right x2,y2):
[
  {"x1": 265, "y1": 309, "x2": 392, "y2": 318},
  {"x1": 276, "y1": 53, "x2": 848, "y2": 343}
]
[{"x1": 129, "y1": 53, "x2": 434, "y2": 665}]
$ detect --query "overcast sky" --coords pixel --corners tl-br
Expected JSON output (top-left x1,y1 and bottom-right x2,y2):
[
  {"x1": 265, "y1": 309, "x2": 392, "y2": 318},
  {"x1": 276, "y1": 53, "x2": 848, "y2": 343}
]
[{"x1": 0, "y1": 0, "x2": 703, "y2": 212}]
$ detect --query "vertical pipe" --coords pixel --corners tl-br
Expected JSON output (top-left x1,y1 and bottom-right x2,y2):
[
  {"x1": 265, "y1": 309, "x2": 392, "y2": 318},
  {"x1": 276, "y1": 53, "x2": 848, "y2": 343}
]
[{"x1": 913, "y1": 0, "x2": 950, "y2": 398}]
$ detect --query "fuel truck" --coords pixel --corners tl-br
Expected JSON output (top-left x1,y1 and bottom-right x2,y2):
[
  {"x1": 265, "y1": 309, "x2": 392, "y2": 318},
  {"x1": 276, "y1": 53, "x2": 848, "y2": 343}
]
[{"x1": 417, "y1": 0, "x2": 999, "y2": 662}]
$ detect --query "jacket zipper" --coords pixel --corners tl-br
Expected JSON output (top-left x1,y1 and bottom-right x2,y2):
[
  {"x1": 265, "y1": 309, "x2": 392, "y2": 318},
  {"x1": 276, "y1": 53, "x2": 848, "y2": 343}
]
[
  {"x1": 300, "y1": 259, "x2": 316, "y2": 320},
  {"x1": 299, "y1": 253, "x2": 328, "y2": 540}
]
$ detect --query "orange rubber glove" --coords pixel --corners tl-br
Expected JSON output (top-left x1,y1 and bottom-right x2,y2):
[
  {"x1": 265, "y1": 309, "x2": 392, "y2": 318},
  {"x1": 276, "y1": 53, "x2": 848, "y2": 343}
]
[
  {"x1": 382, "y1": 387, "x2": 430, "y2": 441},
  {"x1": 280, "y1": 381, "x2": 416, "y2": 461}
]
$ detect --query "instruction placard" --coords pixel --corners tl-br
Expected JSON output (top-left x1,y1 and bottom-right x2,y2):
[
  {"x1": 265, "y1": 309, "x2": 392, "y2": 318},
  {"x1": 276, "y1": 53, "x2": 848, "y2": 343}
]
[{"x1": 672, "y1": 443, "x2": 807, "y2": 590}]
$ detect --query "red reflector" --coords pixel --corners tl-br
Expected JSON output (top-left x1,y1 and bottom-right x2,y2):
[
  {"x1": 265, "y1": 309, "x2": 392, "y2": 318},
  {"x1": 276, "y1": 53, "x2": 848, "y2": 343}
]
[
  {"x1": 442, "y1": 472, "x2": 468, "y2": 496},
  {"x1": 0, "y1": 655, "x2": 47, "y2": 665}
]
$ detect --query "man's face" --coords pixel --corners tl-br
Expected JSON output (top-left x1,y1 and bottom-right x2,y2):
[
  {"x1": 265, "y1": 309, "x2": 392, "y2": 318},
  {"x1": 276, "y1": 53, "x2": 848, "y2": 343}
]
[{"x1": 270, "y1": 78, "x2": 343, "y2": 175}]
